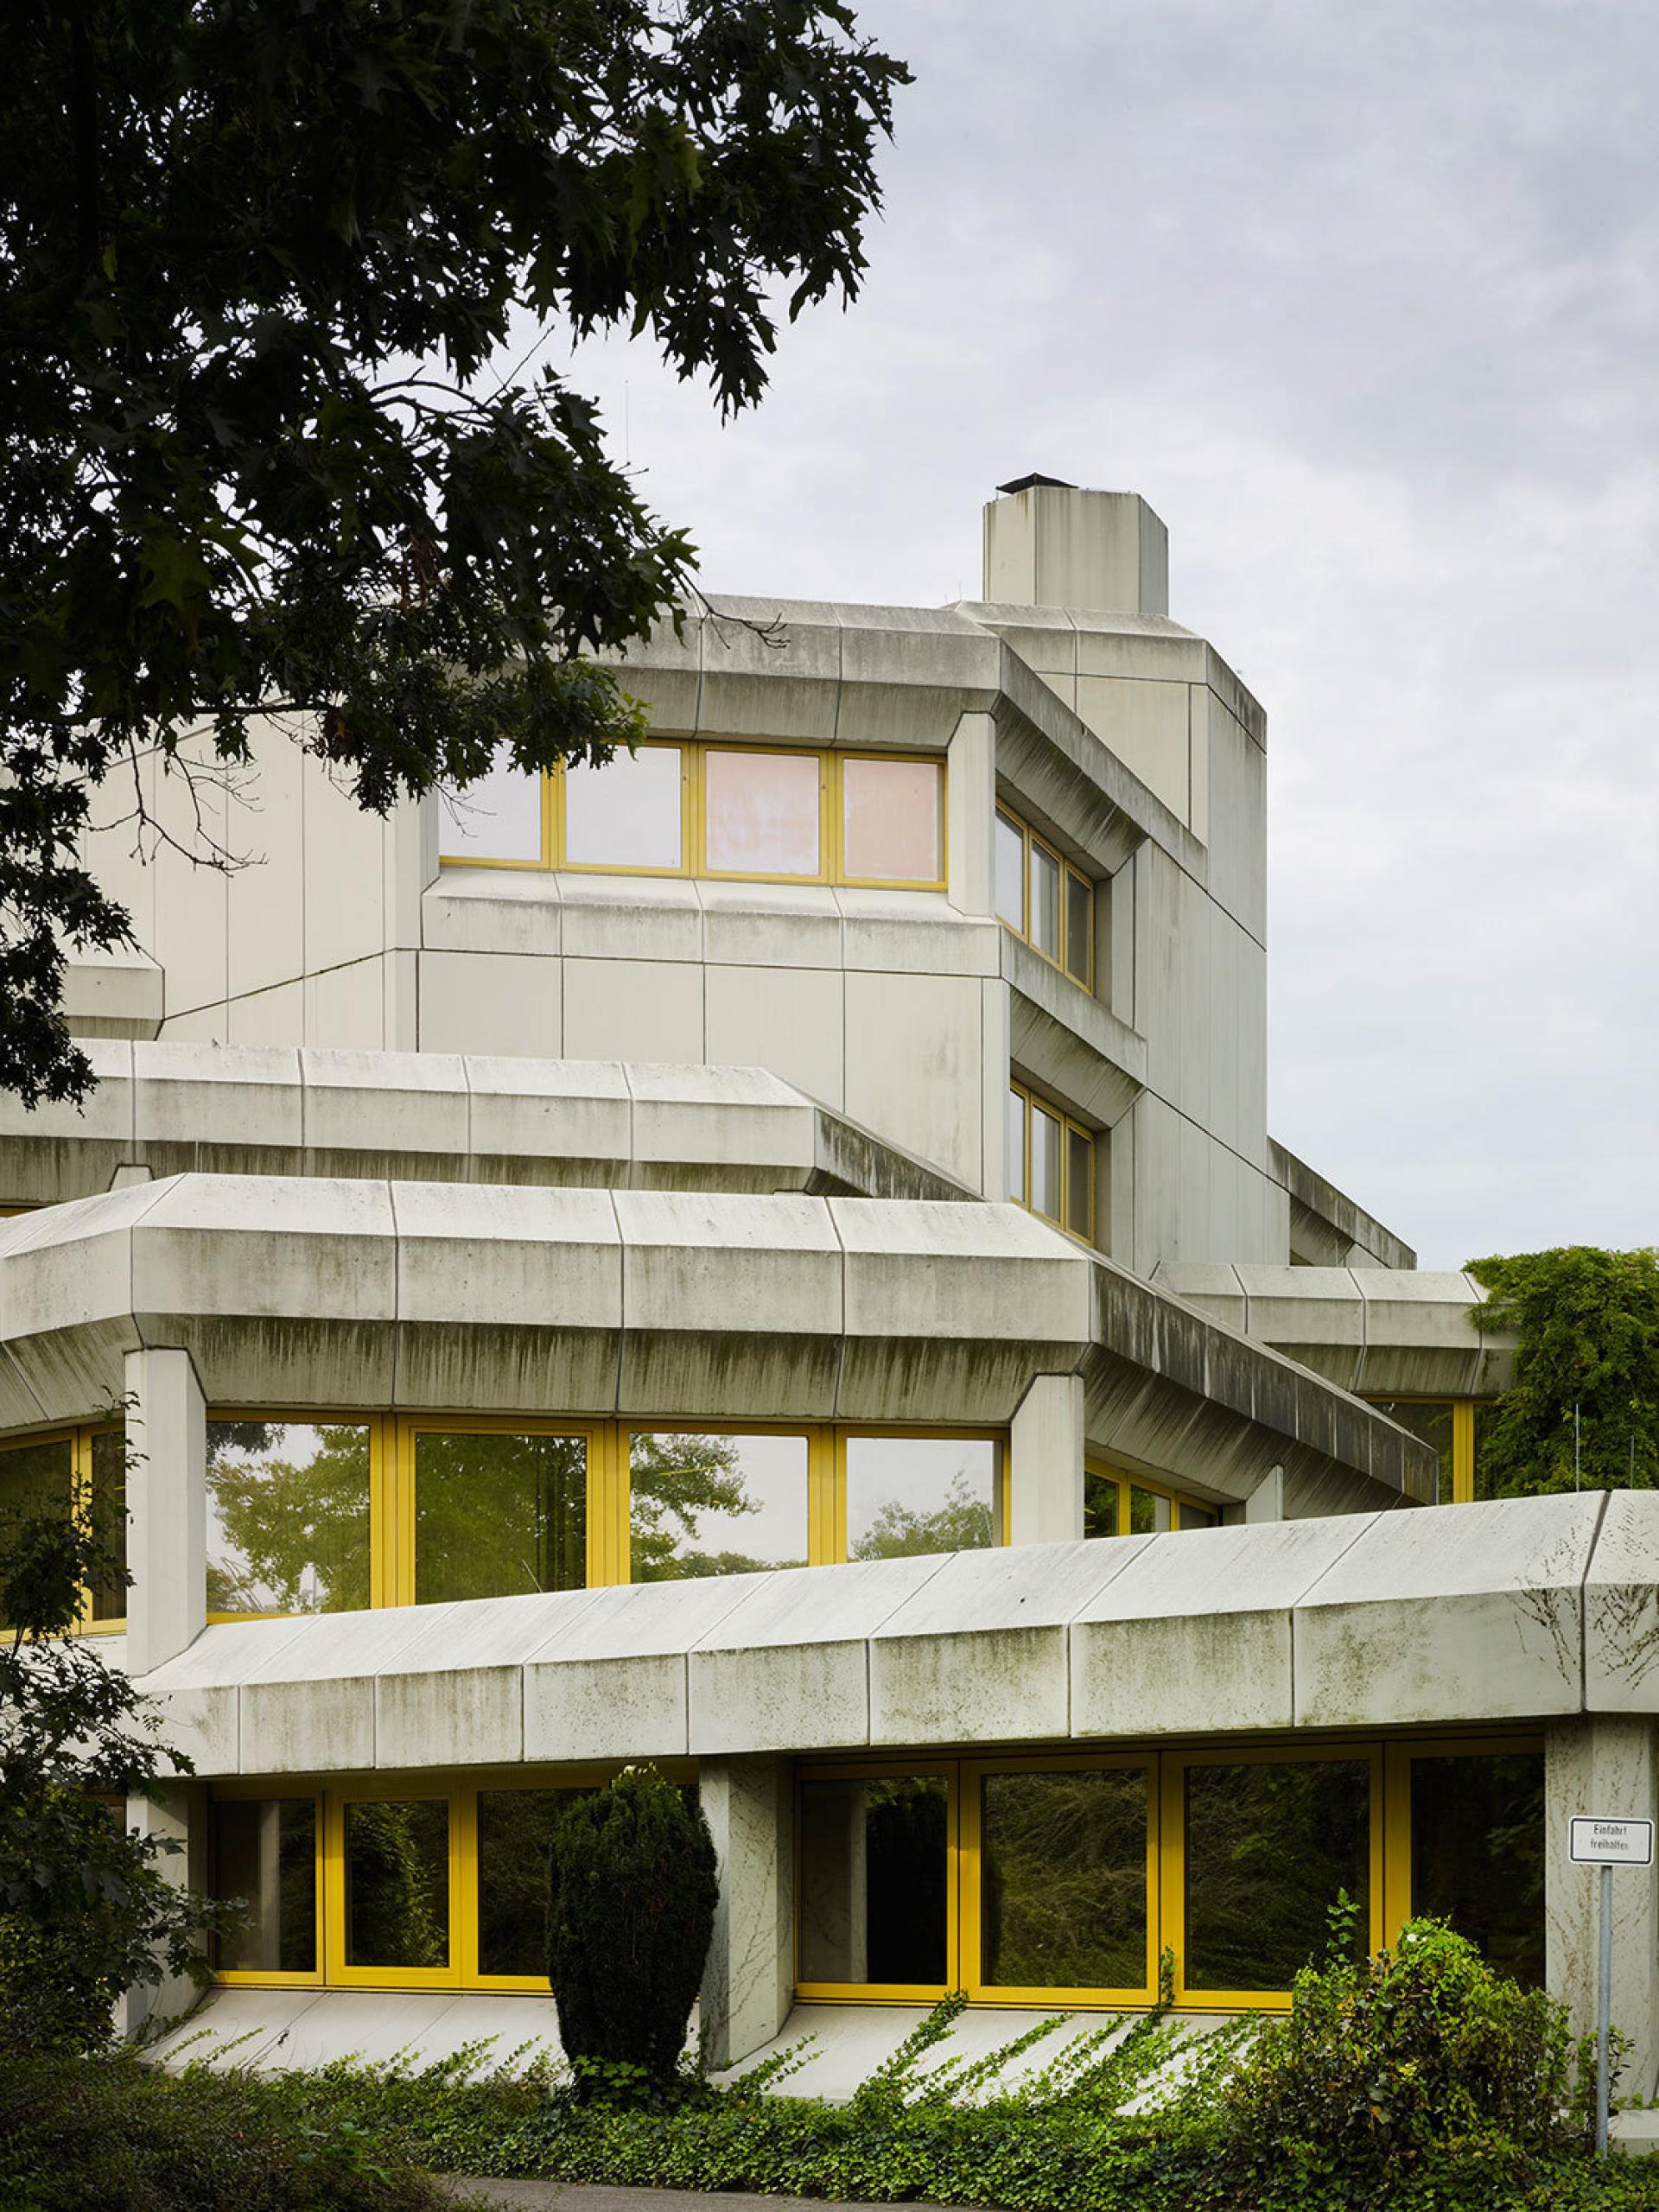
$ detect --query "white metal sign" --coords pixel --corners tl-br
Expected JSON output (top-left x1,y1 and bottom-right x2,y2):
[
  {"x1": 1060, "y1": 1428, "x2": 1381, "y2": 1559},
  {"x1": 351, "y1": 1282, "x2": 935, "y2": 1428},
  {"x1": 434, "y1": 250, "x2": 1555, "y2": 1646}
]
[{"x1": 1570, "y1": 1816, "x2": 1655, "y2": 1867}]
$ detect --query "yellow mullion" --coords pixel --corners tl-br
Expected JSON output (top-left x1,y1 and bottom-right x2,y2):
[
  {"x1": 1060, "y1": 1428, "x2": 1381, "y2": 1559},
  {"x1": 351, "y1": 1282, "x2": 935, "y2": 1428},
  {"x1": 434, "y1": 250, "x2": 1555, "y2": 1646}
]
[
  {"x1": 1452, "y1": 1400, "x2": 1476, "y2": 1503},
  {"x1": 327, "y1": 1782, "x2": 464, "y2": 1991},
  {"x1": 590, "y1": 1422, "x2": 630, "y2": 1587},
  {"x1": 454, "y1": 1787, "x2": 480, "y2": 1983},
  {"x1": 546, "y1": 757, "x2": 564, "y2": 868},
  {"x1": 1382, "y1": 1744, "x2": 1413, "y2": 1946},
  {"x1": 808, "y1": 1428, "x2": 840, "y2": 1567}
]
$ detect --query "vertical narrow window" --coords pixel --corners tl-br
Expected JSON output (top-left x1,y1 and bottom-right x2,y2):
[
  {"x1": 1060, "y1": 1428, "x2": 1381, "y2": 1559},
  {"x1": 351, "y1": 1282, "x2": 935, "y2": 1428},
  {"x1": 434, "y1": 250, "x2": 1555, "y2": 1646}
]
[
  {"x1": 207, "y1": 1421, "x2": 371, "y2": 1617},
  {"x1": 842, "y1": 757, "x2": 944, "y2": 884},
  {"x1": 704, "y1": 749, "x2": 821, "y2": 876},
  {"x1": 1007, "y1": 1088, "x2": 1027, "y2": 1204},
  {"x1": 1129, "y1": 1485, "x2": 1171, "y2": 1534},
  {"x1": 563, "y1": 745, "x2": 683, "y2": 871},
  {"x1": 213, "y1": 1799, "x2": 318, "y2": 1974},
  {"x1": 1183, "y1": 1758, "x2": 1370, "y2": 1992},
  {"x1": 1030, "y1": 1103, "x2": 1063, "y2": 1221},
  {"x1": 1065, "y1": 868, "x2": 1093, "y2": 983},
  {"x1": 798, "y1": 1775, "x2": 949, "y2": 1986},
  {"x1": 87, "y1": 1428, "x2": 129, "y2": 1622},
  {"x1": 844, "y1": 1436, "x2": 998, "y2": 1560},
  {"x1": 1066, "y1": 1126, "x2": 1094, "y2": 1241},
  {"x1": 438, "y1": 742, "x2": 543, "y2": 864},
  {"x1": 1030, "y1": 842, "x2": 1061, "y2": 960},
  {"x1": 980, "y1": 1767, "x2": 1148, "y2": 1992},
  {"x1": 476, "y1": 1787, "x2": 589, "y2": 1979},
  {"x1": 1083, "y1": 1471, "x2": 1120, "y2": 1539},
  {"x1": 342, "y1": 1799, "x2": 450, "y2": 1970},
  {"x1": 1409, "y1": 1752, "x2": 1545, "y2": 1986},
  {"x1": 995, "y1": 810, "x2": 1026, "y2": 929},
  {"x1": 413, "y1": 1430, "x2": 587, "y2": 1604},
  {"x1": 629, "y1": 1432, "x2": 809, "y2": 1580}
]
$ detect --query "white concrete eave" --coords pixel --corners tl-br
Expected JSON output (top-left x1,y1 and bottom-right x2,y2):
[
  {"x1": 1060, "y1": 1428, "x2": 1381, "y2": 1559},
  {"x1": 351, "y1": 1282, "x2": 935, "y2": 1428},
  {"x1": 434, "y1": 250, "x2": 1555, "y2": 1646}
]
[{"x1": 136, "y1": 1491, "x2": 1653, "y2": 1778}]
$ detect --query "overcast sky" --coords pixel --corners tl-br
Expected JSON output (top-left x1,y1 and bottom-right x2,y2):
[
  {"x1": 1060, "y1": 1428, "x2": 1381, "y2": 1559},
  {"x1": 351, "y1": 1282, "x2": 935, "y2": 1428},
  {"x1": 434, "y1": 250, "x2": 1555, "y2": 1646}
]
[{"x1": 537, "y1": 0, "x2": 1658, "y2": 1269}]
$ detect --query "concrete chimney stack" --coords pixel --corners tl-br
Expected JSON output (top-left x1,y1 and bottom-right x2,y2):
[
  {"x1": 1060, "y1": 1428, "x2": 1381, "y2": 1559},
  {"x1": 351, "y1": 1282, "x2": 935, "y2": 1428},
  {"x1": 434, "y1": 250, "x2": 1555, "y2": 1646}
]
[{"x1": 982, "y1": 475, "x2": 1169, "y2": 617}]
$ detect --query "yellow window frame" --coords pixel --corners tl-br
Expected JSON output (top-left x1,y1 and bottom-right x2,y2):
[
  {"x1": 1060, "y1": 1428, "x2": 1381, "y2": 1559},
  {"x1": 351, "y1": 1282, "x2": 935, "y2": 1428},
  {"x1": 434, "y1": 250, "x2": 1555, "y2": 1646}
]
[
  {"x1": 1083, "y1": 1462, "x2": 1224, "y2": 1535},
  {"x1": 202, "y1": 1408, "x2": 385, "y2": 1624},
  {"x1": 390, "y1": 1414, "x2": 621, "y2": 1608},
  {"x1": 1008, "y1": 1077, "x2": 1096, "y2": 1245},
  {"x1": 793, "y1": 1757, "x2": 959, "y2": 2004},
  {"x1": 1380, "y1": 1732, "x2": 1546, "y2": 1942},
  {"x1": 958, "y1": 1751, "x2": 1160, "y2": 2008},
  {"x1": 836, "y1": 1426, "x2": 1011, "y2": 1559},
  {"x1": 995, "y1": 802, "x2": 1094, "y2": 990},
  {"x1": 208, "y1": 1778, "x2": 327, "y2": 1988},
  {"x1": 621, "y1": 1421, "x2": 833, "y2": 1578},
  {"x1": 1361, "y1": 1396, "x2": 1479, "y2": 1504},
  {"x1": 0, "y1": 1423, "x2": 126, "y2": 1635},
  {"x1": 439, "y1": 739, "x2": 948, "y2": 893}
]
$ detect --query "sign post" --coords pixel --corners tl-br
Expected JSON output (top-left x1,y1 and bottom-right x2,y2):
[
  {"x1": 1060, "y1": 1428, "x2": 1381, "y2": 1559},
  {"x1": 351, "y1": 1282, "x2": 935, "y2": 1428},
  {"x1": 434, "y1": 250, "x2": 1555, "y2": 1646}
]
[{"x1": 1569, "y1": 1817, "x2": 1656, "y2": 2158}]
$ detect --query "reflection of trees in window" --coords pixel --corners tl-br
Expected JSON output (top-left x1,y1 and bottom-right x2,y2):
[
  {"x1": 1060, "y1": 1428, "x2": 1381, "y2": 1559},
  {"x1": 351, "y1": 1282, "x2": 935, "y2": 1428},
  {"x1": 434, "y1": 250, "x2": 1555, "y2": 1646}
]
[
  {"x1": 1411, "y1": 1753, "x2": 1545, "y2": 1986},
  {"x1": 865, "y1": 1777, "x2": 948, "y2": 1984},
  {"x1": 212, "y1": 1798, "x2": 316, "y2": 1974},
  {"x1": 1184, "y1": 1760, "x2": 1370, "y2": 1992},
  {"x1": 477, "y1": 1787, "x2": 590, "y2": 1977},
  {"x1": 343, "y1": 1800, "x2": 448, "y2": 1969},
  {"x1": 982, "y1": 1769, "x2": 1147, "y2": 1989},
  {"x1": 629, "y1": 1433, "x2": 787, "y2": 1580},
  {"x1": 850, "y1": 1474, "x2": 994, "y2": 1560},
  {"x1": 414, "y1": 1432, "x2": 586, "y2": 1602},
  {"x1": 207, "y1": 1421, "x2": 370, "y2": 1614}
]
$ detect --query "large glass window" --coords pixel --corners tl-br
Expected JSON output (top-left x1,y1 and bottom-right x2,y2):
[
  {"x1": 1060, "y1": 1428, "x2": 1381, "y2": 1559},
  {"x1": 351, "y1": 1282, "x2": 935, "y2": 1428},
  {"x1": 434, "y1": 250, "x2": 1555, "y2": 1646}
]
[
  {"x1": 0, "y1": 1427, "x2": 128, "y2": 1628},
  {"x1": 207, "y1": 1421, "x2": 371, "y2": 1617},
  {"x1": 629, "y1": 1432, "x2": 809, "y2": 1580},
  {"x1": 995, "y1": 809, "x2": 1026, "y2": 929},
  {"x1": 86, "y1": 1428, "x2": 129, "y2": 1623},
  {"x1": 1008, "y1": 1080, "x2": 1095, "y2": 1243},
  {"x1": 1085, "y1": 1465, "x2": 1218, "y2": 1538},
  {"x1": 842, "y1": 756, "x2": 944, "y2": 885},
  {"x1": 213, "y1": 1798, "x2": 318, "y2": 1976},
  {"x1": 1409, "y1": 1751, "x2": 1545, "y2": 1986},
  {"x1": 563, "y1": 746, "x2": 683, "y2": 871},
  {"x1": 704, "y1": 748, "x2": 822, "y2": 877},
  {"x1": 980, "y1": 1765, "x2": 1148, "y2": 1992},
  {"x1": 798, "y1": 1774, "x2": 949, "y2": 1987},
  {"x1": 995, "y1": 804, "x2": 1093, "y2": 988},
  {"x1": 844, "y1": 1436, "x2": 999, "y2": 1560},
  {"x1": 412, "y1": 1428, "x2": 587, "y2": 1605},
  {"x1": 1183, "y1": 1758, "x2": 1371, "y2": 1993},
  {"x1": 342, "y1": 1798, "x2": 450, "y2": 1971},
  {"x1": 477, "y1": 1786, "x2": 590, "y2": 1980},
  {"x1": 438, "y1": 743, "x2": 544, "y2": 864}
]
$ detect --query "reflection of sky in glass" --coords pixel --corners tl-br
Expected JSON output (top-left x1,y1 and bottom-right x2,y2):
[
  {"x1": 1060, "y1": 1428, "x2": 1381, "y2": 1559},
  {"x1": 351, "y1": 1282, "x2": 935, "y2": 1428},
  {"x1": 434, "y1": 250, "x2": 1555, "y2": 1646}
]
[
  {"x1": 845, "y1": 1437, "x2": 998, "y2": 1548},
  {"x1": 207, "y1": 1421, "x2": 358, "y2": 1612},
  {"x1": 632, "y1": 1432, "x2": 807, "y2": 1565}
]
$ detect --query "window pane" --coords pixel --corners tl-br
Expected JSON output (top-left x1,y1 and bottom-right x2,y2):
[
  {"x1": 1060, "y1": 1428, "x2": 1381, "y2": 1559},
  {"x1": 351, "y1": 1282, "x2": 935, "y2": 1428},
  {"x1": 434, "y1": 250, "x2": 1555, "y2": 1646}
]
[
  {"x1": 207, "y1": 1421, "x2": 371, "y2": 1616},
  {"x1": 1031, "y1": 843, "x2": 1061, "y2": 958},
  {"x1": 439, "y1": 742, "x2": 543, "y2": 863},
  {"x1": 1031, "y1": 1104, "x2": 1062, "y2": 1220},
  {"x1": 1066, "y1": 1127, "x2": 1093, "y2": 1240},
  {"x1": 343, "y1": 1799, "x2": 449, "y2": 1970},
  {"x1": 845, "y1": 1436, "x2": 998, "y2": 1560},
  {"x1": 630, "y1": 1432, "x2": 808, "y2": 1580},
  {"x1": 982, "y1": 1768, "x2": 1147, "y2": 1990},
  {"x1": 1083, "y1": 1471, "x2": 1119, "y2": 1540},
  {"x1": 414, "y1": 1431, "x2": 587, "y2": 1604},
  {"x1": 1411, "y1": 1752, "x2": 1545, "y2": 1986},
  {"x1": 213, "y1": 1799, "x2": 317, "y2": 1974},
  {"x1": 88, "y1": 1427, "x2": 129, "y2": 1622},
  {"x1": 1007, "y1": 1088, "x2": 1027, "y2": 1204},
  {"x1": 1129, "y1": 1485, "x2": 1171, "y2": 1535},
  {"x1": 1371, "y1": 1401, "x2": 1453, "y2": 1505},
  {"x1": 1065, "y1": 870, "x2": 1092, "y2": 982},
  {"x1": 1473, "y1": 1402, "x2": 1500, "y2": 1500},
  {"x1": 995, "y1": 810, "x2": 1025, "y2": 929},
  {"x1": 1185, "y1": 1759, "x2": 1370, "y2": 1991},
  {"x1": 1178, "y1": 1501, "x2": 1218, "y2": 1531},
  {"x1": 842, "y1": 757, "x2": 943, "y2": 883},
  {"x1": 798, "y1": 1776, "x2": 947, "y2": 1985},
  {"x1": 563, "y1": 746, "x2": 683, "y2": 870},
  {"x1": 478, "y1": 1787, "x2": 591, "y2": 1979},
  {"x1": 0, "y1": 1436, "x2": 72, "y2": 1532},
  {"x1": 705, "y1": 749, "x2": 821, "y2": 875}
]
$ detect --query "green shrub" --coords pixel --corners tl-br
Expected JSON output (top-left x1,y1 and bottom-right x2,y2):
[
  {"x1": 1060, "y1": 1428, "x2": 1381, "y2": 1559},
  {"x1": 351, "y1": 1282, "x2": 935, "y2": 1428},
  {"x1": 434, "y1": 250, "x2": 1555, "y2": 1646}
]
[
  {"x1": 0, "y1": 2045, "x2": 449, "y2": 2212},
  {"x1": 545, "y1": 1764, "x2": 717, "y2": 2094}
]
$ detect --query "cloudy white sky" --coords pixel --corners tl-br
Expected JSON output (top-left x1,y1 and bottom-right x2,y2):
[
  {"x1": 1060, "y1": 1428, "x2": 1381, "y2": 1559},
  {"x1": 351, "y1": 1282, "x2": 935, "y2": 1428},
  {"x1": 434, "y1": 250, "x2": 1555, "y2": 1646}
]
[{"x1": 541, "y1": 0, "x2": 1658, "y2": 1268}]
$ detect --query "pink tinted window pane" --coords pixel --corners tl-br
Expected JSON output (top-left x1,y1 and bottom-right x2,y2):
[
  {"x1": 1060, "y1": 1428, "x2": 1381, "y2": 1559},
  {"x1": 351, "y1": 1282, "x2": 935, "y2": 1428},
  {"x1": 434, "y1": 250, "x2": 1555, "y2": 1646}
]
[
  {"x1": 705, "y1": 751, "x2": 821, "y2": 876},
  {"x1": 439, "y1": 742, "x2": 543, "y2": 862},
  {"x1": 564, "y1": 747, "x2": 683, "y2": 870},
  {"x1": 842, "y1": 758, "x2": 943, "y2": 882}
]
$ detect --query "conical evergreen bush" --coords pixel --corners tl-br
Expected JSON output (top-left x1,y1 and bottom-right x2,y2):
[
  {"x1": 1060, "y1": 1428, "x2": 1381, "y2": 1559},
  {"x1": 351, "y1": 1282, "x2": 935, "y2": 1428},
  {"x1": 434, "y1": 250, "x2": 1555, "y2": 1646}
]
[{"x1": 546, "y1": 1764, "x2": 719, "y2": 2092}]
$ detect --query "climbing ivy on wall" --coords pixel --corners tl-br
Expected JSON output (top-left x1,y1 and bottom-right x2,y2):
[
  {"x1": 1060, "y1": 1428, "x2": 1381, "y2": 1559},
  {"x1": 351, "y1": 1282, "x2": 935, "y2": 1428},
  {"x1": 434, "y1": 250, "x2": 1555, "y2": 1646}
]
[{"x1": 1467, "y1": 1246, "x2": 1659, "y2": 1496}]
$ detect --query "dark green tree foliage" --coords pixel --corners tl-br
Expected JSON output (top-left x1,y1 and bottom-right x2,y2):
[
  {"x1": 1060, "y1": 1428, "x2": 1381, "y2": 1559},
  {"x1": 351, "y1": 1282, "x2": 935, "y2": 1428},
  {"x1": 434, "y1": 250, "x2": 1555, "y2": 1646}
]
[
  {"x1": 0, "y1": 1484, "x2": 228, "y2": 2046},
  {"x1": 0, "y1": 0, "x2": 909, "y2": 1107},
  {"x1": 1468, "y1": 1246, "x2": 1659, "y2": 1496},
  {"x1": 545, "y1": 1764, "x2": 717, "y2": 2091}
]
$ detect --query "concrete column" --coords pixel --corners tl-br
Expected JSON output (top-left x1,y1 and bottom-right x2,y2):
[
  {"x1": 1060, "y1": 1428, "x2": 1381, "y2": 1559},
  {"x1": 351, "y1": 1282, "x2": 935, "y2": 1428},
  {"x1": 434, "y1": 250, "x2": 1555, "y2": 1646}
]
[
  {"x1": 700, "y1": 1756, "x2": 793, "y2": 2071},
  {"x1": 1546, "y1": 1716, "x2": 1659, "y2": 2097},
  {"x1": 118, "y1": 1779, "x2": 207, "y2": 2039},
  {"x1": 124, "y1": 1346, "x2": 207, "y2": 1676},
  {"x1": 945, "y1": 711, "x2": 996, "y2": 920},
  {"x1": 1009, "y1": 1373, "x2": 1084, "y2": 1545}
]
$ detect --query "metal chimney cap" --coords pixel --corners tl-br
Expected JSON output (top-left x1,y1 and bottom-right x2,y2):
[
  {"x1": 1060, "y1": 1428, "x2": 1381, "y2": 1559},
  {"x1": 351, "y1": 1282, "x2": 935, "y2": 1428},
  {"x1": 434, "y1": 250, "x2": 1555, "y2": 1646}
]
[{"x1": 995, "y1": 472, "x2": 1077, "y2": 495}]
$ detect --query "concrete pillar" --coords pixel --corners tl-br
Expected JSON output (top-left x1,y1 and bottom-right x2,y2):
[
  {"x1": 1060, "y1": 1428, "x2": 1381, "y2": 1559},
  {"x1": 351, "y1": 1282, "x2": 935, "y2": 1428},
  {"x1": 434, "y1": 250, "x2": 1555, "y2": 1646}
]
[
  {"x1": 1546, "y1": 1716, "x2": 1659, "y2": 2097},
  {"x1": 1009, "y1": 1373, "x2": 1084, "y2": 1545},
  {"x1": 118, "y1": 1780, "x2": 207, "y2": 2039},
  {"x1": 945, "y1": 711, "x2": 996, "y2": 921},
  {"x1": 124, "y1": 1346, "x2": 206, "y2": 1676},
  {"x1": 699, "y1": 1756, "x2": 793, "y2": 2071}
]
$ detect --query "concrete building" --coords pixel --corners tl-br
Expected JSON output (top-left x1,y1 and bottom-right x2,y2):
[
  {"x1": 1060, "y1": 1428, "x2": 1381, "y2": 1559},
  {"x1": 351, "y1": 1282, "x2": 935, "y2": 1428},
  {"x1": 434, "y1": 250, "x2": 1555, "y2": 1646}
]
[{"x1": 2, "y1": 479, "x2": 1653, "y2": 2096}]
